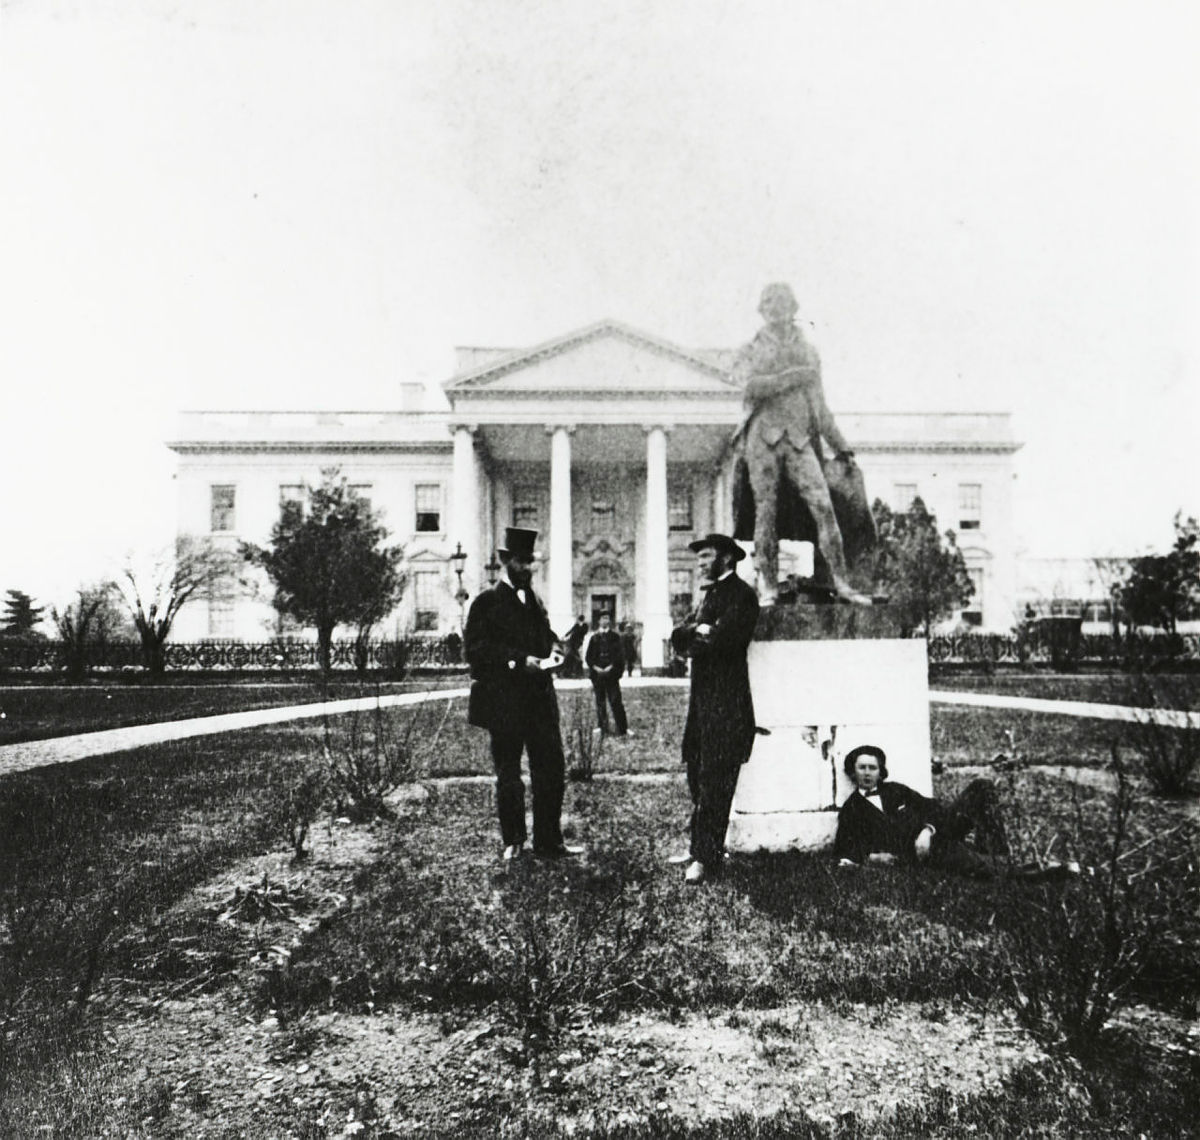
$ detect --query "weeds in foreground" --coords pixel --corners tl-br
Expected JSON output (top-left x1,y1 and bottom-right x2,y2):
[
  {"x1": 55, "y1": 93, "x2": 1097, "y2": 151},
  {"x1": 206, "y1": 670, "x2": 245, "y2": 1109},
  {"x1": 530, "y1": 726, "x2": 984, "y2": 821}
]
[
  {"x1": 264, "y1": 760, "x2": 329, "y2": 862},
  {"x1": 565, "y1": 691, "x2": 605, "y2": 782},
  {"x1": 320, "y1": 692, "x2": 452, "y2": 819},
  {"x1": 997, "y1": 745, "x2": 1200, "y2": 1051},
  {"x1": 1125, "y1": 671, "x2": 1200, "y2": 795}
]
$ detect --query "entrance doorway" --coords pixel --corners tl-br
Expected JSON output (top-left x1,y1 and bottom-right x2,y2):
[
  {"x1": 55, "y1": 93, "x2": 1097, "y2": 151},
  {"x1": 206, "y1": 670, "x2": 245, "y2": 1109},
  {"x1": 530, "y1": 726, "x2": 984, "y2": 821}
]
[{"x1": 590, "y1": 594, "x2": 617, "y2": 628}]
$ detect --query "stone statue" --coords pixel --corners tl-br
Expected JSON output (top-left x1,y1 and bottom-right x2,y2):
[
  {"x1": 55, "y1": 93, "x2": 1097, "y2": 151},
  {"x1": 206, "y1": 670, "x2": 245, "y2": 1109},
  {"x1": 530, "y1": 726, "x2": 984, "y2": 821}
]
[{"x1": 730, "y1": 283, "x2": 875, "y2": 605}]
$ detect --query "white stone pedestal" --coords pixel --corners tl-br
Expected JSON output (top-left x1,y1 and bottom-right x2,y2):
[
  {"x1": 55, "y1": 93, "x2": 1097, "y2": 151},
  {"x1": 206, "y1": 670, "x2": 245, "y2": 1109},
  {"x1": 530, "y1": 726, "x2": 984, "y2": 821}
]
[{"x1": 725, "y1": 608, "x2": 931, "y2": 853}]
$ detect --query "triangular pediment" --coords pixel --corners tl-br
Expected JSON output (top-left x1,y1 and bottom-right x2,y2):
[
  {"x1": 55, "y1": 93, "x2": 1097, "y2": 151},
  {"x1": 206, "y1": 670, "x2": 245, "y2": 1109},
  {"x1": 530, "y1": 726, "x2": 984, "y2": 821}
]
[{"x1": 443, "y1": 320, "x2": 738, "y2": 396}]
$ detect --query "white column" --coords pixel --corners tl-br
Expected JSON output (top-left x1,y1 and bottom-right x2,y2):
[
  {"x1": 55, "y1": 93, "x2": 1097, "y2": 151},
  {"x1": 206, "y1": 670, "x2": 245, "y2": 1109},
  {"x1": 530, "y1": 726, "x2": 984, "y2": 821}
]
[
  {"x1": 547, "y1": 425, "x2": 574, "y2": 637},
  {"x1": 713, "y1": 462, "x2": 729, "y2": 534},
  {"x1": 642, "y1": 425, "x2": 670, "y2": 670},
  {"x1": 452, "y1": 425, "x2": 480, "y2": 597}
]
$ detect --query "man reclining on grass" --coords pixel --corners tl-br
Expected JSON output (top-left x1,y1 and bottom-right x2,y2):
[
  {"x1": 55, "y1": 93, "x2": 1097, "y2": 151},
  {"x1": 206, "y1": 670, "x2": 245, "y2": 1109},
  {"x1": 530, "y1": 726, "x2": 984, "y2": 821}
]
[{"x1": 834, "y1": 744, "x2": 1079, "y2": 881}]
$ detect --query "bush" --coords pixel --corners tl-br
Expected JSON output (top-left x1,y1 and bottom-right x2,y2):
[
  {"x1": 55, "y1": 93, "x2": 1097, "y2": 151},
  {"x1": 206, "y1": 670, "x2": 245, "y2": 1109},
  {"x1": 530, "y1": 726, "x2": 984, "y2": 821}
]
[
  {"x1": 564, "y1": 691, "x2": 605, "y2": 782},
  {"x1": 320, "y1": 697, "x2": 449, "y2": 820},
  {"x1": 1124, "y1": 672, "x2": 1200, "y2": 795},
  {"x1": 996, "y1": 748, "x2": 1200, "y2": 1051},
  {"x1": 264, "y1": 761, "x2": 329, "y2": 862}
]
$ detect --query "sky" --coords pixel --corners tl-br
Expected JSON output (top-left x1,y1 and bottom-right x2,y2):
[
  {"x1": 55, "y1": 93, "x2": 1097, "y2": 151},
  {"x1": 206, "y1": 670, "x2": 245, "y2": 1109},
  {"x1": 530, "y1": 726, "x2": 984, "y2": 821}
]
[{"x1": 2, "y1": 0, "x2": 1197, "y2": 608}]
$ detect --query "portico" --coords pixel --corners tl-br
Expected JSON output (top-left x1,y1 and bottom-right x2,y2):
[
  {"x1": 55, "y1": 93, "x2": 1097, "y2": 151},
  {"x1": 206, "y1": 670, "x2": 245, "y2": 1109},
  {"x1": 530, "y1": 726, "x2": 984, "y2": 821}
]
[{"x1": 444, "y1": 323, "x2": 744, "y2": 667}]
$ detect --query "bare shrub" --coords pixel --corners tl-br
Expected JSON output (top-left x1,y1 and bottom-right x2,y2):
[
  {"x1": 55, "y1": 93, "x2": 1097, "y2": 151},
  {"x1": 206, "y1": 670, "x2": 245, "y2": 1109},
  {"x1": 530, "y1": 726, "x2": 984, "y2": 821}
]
[
  {"x1": 476, "y1": 872, "x2": 665, "y2": 1047},
  {"x1": 264, "y1": 763, "x2": 329, "y2": 863},
  {"x1": 563, "y1": 691, "x2": 605, "y2": 782},
  {"x1": 997, "y1": 748, "x2": 1200, "y2": 1052},
  {"x1": 1124, "y1": 672, "x2": 1200, "y2": 796},
  {"x1": 321, "y1": 695, "x2": 450, "y2": 820}
]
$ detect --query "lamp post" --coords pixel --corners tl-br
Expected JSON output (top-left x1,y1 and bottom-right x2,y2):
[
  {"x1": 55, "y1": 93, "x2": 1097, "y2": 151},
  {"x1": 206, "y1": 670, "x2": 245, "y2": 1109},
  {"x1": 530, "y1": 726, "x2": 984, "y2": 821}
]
[
  {"x1": 485, "y1": 555, "x2": 501, "y2": 586},
  {"x1": 450, "y1": 542, "x2": 469, "y2": 629}
]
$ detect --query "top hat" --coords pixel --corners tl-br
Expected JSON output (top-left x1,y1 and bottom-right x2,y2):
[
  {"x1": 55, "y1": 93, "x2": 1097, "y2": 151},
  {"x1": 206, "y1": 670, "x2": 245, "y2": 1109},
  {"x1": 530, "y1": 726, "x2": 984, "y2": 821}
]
[
  {"x1": 687, "y1": 533, "x2": 746, "y2": 562},
  {"x1": 497, "y1": 527, "x2": 540, "y2": 561}
]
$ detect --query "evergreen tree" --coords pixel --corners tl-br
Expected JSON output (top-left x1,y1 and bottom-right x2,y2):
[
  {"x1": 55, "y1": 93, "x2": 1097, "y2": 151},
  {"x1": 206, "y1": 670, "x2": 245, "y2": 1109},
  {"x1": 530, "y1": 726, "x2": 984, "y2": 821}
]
[
  {"x1": 1, "y1": 589, "x2": 45, "y2": 639},
  {"x1": 1119, "y1": 513, "x2": 1200, "y2": 636},
  {"x1": 867, "y1": 497, "x2": 974, "y2": 638},
  {"x1": 243, "y1": 471, "x2": 407, "y2": 674}
]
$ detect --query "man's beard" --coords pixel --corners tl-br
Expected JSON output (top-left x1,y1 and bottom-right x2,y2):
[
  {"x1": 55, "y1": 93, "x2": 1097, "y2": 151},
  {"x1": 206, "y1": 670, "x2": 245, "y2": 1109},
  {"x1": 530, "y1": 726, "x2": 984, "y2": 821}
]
[{"x1": 507, "y1": 566, "x2": 533, "y2": 589}]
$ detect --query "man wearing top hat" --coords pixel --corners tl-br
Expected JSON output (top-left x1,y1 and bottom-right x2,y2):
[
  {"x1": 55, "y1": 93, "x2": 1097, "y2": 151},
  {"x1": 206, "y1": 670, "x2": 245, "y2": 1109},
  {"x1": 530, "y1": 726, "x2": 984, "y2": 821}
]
[
  {"x1": 669, "y1": 533, "x2": 760, "y2": 885},
  {"x1": 465, "y1": 527, "x2": 582, "y2": 862}
]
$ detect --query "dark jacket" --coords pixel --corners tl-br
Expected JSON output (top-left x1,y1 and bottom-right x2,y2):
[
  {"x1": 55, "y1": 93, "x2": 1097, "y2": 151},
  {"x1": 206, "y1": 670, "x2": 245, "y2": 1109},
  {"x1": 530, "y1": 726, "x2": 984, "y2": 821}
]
[
  {"x1": 585, "y1": 629, "x2": 625, "y2": 680},
  {"x1": 670, "y1": 573, "x2": 760, "y2": 768},
  {"x1": 833, "y1": 782, "x2": 941, "y2": 864},
  {"x1": 464, "y1": 581, "x2": 559, "y2": 734}
]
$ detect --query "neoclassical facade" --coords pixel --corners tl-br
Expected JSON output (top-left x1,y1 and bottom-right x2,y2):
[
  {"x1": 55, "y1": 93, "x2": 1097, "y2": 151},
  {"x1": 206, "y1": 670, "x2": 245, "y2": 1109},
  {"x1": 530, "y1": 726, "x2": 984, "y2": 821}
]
[{"x1": 170, "y1": 320, "x2": 1023, "y2": 664}]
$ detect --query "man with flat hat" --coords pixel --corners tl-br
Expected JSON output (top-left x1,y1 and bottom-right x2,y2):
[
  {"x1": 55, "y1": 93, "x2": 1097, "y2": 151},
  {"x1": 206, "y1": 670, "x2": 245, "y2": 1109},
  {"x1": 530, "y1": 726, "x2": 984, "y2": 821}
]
[
  {"x1": 669, "y1": 533, "x2": 760, "y2": 884},
  {"x1": 465, "y1": 527, "x2": 582, "y2": 862}
]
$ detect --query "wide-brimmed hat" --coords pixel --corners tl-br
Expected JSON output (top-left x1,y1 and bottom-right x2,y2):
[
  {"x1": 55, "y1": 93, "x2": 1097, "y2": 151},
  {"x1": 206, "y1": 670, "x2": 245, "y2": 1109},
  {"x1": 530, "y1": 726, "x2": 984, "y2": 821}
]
[
  {"x1": 497, "y1": 527, "x2": 539, "y2": 561},
  {"x1": 687, "y1": 533, "x2": 746, "y2": 562}
]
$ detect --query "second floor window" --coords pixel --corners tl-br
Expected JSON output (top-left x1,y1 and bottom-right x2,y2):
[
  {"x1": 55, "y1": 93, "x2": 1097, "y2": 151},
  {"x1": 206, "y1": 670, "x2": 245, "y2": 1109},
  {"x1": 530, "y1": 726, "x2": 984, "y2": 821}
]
[
  {"x1": 415, "y1": 484, "x2": 441, "y2": 533},
  {"x1": 211, "y1": 485, "x2": 236, "y2": 533},
  {"x1": 350, "y1": 483, "x2": 373, "y2": 513},
  {"x1": 958, "y1": 483, "x2": 982, "y2": 530},
  {"x1": 279, "y1": 484, "x2": 304, "y2": 523}
]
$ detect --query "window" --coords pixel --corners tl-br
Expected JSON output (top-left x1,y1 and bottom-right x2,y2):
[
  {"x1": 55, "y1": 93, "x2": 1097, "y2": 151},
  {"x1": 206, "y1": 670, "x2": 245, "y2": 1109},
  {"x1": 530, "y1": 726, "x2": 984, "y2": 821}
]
[
  {"x1": 669, "y1": 568, "x2": 694, "y2": 622},
  {"x1": 415, "y1": 484, "x2": 441, "y2": 533},
  {"x1": 349, "y1": 483, "x2": 373, "y2": 513},
  {"x1": 591, "y1": 496, "x2": 615, "y2": 533},
  {"x1": 958, "y1": 483, "x2": 982, "y2": 530},
  {"x1": 892, "y1": 483, "x2": 917, "y2": 514},
  {"x1": 512, "y1": 486, "x2": 538, "y2": 529},
  {"x1": 962, "y1": 568, "x2": 984, "y2": 626},
  {"x1": 210, "y1": 485, "x2": 236, "y2": 532},
  {"x1": 668, "y1": 483, "x2": 693, "y2": 532},
  {"x1": 279, "y1": 484, "x2": 304, "y2": 523},
  {"x1": 208, "y1": 598, "x2": 235, "y2": 638},
  {"x1": 412, "y1": 570, "x2": 440, "y2": 631}
]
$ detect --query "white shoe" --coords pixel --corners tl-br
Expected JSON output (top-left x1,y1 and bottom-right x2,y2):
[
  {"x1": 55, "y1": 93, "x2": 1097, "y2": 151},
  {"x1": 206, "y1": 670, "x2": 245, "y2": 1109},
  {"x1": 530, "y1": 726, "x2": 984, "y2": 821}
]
[
  {"x1": 684, "y1": 861, "x2": 708, "y2": 885},
  {"x1": 502, "y1": 842, "x2": 525, "y2": 862},
  {"x1": 667, "y1": 852, "x2": 692, "y2": 865}
]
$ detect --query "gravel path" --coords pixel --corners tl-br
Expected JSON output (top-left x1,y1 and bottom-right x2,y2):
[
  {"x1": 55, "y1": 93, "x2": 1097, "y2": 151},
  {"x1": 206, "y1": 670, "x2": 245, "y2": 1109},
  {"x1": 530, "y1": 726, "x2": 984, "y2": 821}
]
[{"x1": 0, "y1": 677, "x2": 1194, "y2": 779}]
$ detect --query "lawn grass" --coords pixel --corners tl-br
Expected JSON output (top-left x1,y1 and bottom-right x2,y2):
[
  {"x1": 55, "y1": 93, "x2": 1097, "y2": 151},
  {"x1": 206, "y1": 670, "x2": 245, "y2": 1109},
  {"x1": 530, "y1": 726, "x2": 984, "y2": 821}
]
[
  {"x1": 0, "y1": 676, "x2": 465, "y2": 745},
  {"x1": 5, "y1": 667, "x2": 1196, "y2": 748},
  {"x1": 933, "y1": 670, "x2": 1200, "y2": 710},
  {"x1": 2, "y1": 684, "x2": 1198, "y2": 1136}
]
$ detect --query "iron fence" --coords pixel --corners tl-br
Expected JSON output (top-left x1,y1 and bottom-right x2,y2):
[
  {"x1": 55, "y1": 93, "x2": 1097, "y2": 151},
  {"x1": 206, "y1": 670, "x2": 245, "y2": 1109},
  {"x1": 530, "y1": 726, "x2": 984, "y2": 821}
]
[
  {"x1": 0, "y1": 636, "x2": 466, "y2": 674},
  {"x1": 1, "y1": 631, "x2": 1196, "y2": 676}
]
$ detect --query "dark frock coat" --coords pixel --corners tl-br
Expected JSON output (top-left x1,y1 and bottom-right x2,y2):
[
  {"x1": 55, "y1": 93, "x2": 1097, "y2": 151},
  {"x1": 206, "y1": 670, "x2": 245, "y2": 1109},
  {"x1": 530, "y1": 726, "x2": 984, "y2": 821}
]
[
  {"x1": 464, "y1": 582, "x2": 560, "y2": 734},
  {"x1": 833, "y1": 782, "x2": 941, "y2": 865},
  {"x1": 670, "y1": 573, "x2": 760, "y2": 772}
]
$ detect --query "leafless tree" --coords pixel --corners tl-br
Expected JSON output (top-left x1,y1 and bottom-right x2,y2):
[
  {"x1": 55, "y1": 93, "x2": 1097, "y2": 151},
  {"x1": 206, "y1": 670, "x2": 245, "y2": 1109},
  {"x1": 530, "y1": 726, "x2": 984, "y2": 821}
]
[{"x1": 119, "y1": 536, "x2": 240, "y2": 674}]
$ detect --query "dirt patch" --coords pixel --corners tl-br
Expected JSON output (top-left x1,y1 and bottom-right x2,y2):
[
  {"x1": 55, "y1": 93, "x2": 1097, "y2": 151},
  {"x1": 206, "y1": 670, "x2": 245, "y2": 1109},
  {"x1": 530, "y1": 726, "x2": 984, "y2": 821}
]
[{"x1": 83, "y1": 785, "x2": 1062, "y2": 1136}]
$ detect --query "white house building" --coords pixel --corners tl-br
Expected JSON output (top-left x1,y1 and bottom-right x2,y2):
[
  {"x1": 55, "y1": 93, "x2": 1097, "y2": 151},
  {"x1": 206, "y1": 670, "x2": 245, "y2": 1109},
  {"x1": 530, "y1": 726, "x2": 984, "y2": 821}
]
[{"x1": 169, "y1": 320, "x2": 1023, "y2": 665}]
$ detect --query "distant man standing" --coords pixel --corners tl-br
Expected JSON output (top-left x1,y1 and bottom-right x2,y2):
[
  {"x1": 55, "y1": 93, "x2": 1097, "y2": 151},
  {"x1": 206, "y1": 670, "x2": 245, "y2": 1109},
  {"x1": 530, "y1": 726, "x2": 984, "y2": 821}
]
[
  {"x1": 465, "y1": 527, "x2": 582, "y2": 862},
  {"x1": 585, "y1": 611, "x2": 630, "y2": 738},
  {"x1": 669, "y1": 534, "x2": 760, "y2": 885},
  {"x1": 561, "y1": 614, "x2": 589, "y2": 678}
]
